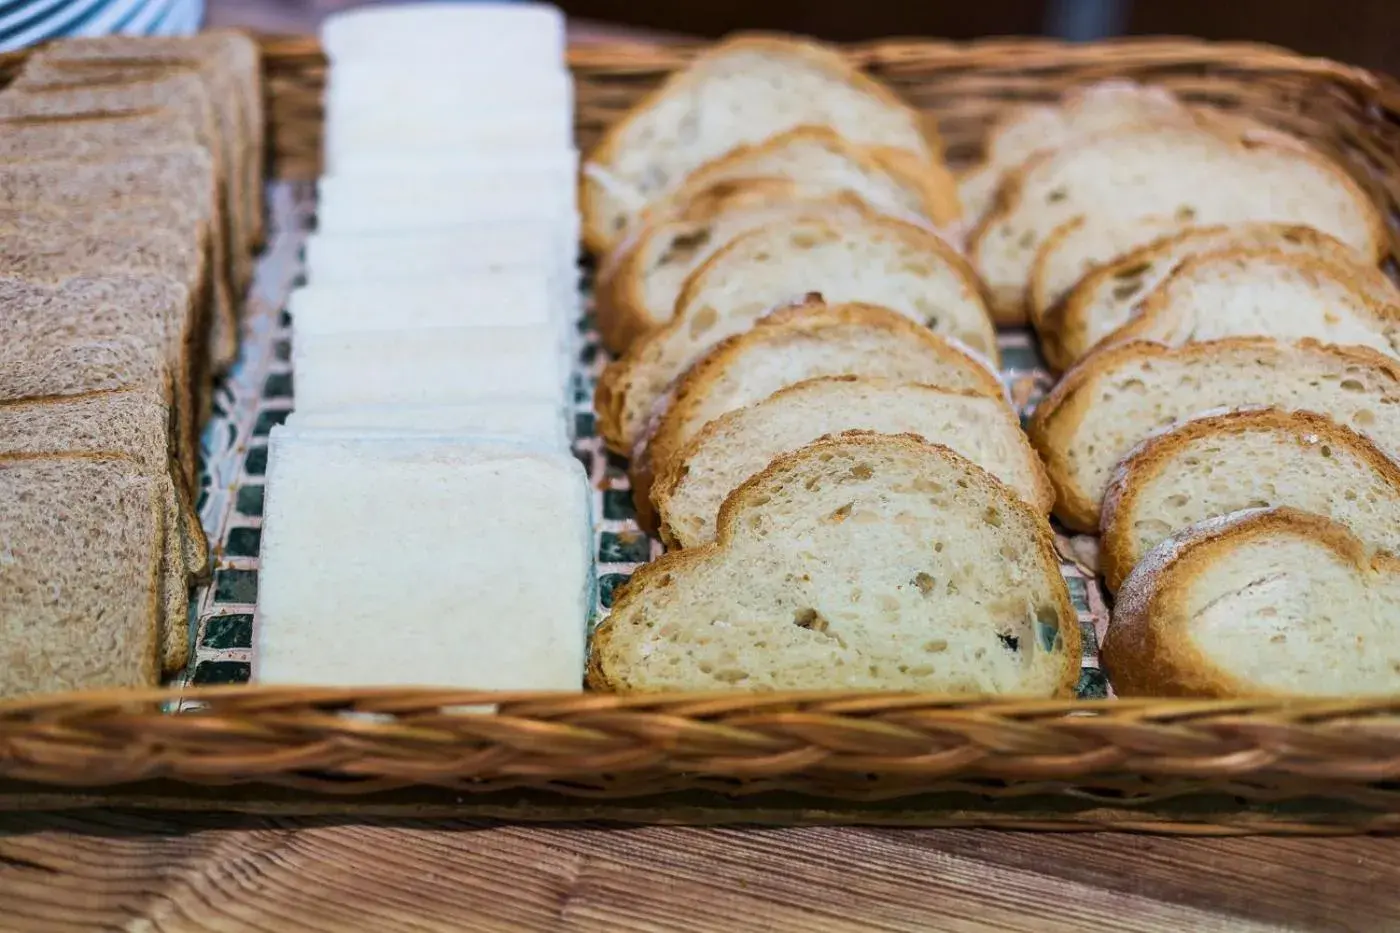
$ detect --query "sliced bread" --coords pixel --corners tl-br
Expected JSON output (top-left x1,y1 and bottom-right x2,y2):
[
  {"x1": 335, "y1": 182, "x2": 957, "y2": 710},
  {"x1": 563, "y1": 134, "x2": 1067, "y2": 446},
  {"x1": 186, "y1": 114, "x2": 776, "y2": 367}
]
[
  {"x1": 652, "y1": 377, "x2": 1053, "y2": 548},
  {"x1": 632, "y1": 299, "x2": 1008, "y2": 518},
  {"x1": 595, "y1": 211, "x2": 998, "y2": 456},
  {"x1": 1100, "y1": 249, "x2": 1400, "y2": 355},
  {"x1": 580, "y1": 34, "x2": 946, "y2": 251},
  {"x1": 1100, "y1": 409, "x2": 1400, "y2": 593},
  {"x1": 0, "y1": 453, "x2": 162, "y2": 698},
  {"x1": 1026, "y1": 337, "x2": 1400, "y2": 532},
  {"x1": 1046, "y1": 223, "x2": 1398, "y2": 371},
  {"x1": 969, "y1": 125, "x2": 1386, "y2": 325},
  {"x1": 1103, "y1": 507, "x2": 1400, "y2": 698},
  {"x1": 589, "y1": 433, "x2": 1078, "y2": 694}
]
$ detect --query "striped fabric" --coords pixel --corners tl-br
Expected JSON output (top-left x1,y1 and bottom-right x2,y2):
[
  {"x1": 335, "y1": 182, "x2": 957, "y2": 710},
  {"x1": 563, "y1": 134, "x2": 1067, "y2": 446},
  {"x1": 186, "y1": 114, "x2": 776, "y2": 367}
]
[{"x1": 0, "y1": 0, "x2": 203, "y2": 52}]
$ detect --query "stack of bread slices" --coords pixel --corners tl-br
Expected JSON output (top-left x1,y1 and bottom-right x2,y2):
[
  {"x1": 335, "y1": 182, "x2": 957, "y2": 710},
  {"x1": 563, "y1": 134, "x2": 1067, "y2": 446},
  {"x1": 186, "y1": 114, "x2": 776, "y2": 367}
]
[
  {"x1": 255, "y1": 3, "x2": 593, "y2": 691},
  {"x1": 0, "y1": 32, "x2": 263, "y2": 699},
  {"x1": 962, "y1": 82, "x2": 1400, "y2": 698},
  {"x1": 584, "y1": 35, "x2": 1081, "y2": 697}
]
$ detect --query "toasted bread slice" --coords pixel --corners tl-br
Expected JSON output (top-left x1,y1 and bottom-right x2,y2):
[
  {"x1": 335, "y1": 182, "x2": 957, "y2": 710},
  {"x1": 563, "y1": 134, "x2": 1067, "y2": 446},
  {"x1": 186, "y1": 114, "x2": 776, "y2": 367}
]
[
  {"x1": 958, "y1": 81, "x2": 1192, "y2": 225},
  {"x1": 653, "y1": 377, "x2": 1052, "y2": 548},
  {"x1": 590, "y1": 433, "x2": 1078, "y2": 694},
  {"x1": 1100, "y1": 249, "x2": 1400, "y2": 357},
  {"x1": 1026, "y1": 338, "x2": 1400, "y2": 532},
  {"x1": 1045, "y1": 223, "x2": 1398, "y2": 371},
  {"x1": 0, "y1": 453, "x2": 163, "y2": 698},
  {"x1": 596, "y1": 213, "x2": 996, "y2": 455},
  {"x1": 580, "y1": 35, "x2": 946, "y2": 251},
  {"x1": 1103, "y1": 507, "x2": 1400, "y2": 698},
  {"x1": 969, "y1": 125, "x2": 1385, "y2": 325},
  {"x1": 631, "y1": 298, "x2": 1007, "y2": 523},
  {"x1": 594, "y1": 179, "x2": 873, "y2": 353},
  {"x1": 1100, "y1": 409, "x2": 1400, "y2": 593}
]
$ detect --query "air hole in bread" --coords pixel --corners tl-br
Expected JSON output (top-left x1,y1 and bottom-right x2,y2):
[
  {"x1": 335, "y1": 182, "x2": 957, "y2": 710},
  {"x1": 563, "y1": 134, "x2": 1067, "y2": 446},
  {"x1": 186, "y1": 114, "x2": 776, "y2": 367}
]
[
  {"x1": 1175, "y1": 205, "x2": 1198, "y2": 221},
  {"x1": 1166, "y1": 493, "x2": 1189, "y2": 508},
  {"x1": 688, "y1": 305, "x2": 719, "y2": 338},
  {"x1": 983, "y1": 506, "x2": 1003, "y2": 528},
  {"x1": 1046, "y1": 187, "x2": 1068, "y2": 203},
  {"x1": 658, "y1": 574, "x2": 673, "y2": 588},
  {"x1": 1341, "y1": 379, "x2": 1366, "y2": 392},
  {"x1": 1356, "y1": 409, "x2": 1377, "y2": 427},
  {"x1": 923, "y1": 639, "x2": 948, "y2": 654},
  {"x1": 713, "y1": 668, "x2": 749, "y2": 683},
  {"x1": 913, "y1": 572, "x2": 936, "y2": 596},
  {"x1": 829, "y1": 502, "x2": 854, "y2": 522},
  {"x1": 1112, "y1": 281, "x2": 1144, "y2": 302},
  {"x1": 998, "y1": 633, "x2": 1020, "y2": 653},
  {"x1": 752, "y1": 251, "x2": 773, "y2": 263},
  {"x1": 946, "y1": 579, "x2": 960, "y2": 596},
  {"x1": 657, "y1": 227, "x2": 712, "y2": 267},
  {"x1": 848, "y1": 463, "x2": 874, "y2": 481},
  {"x1": 1018, "y1": 231, "x2": 1035, "y2": 249},
  {"x1": 1114, "y1": 262, "x2": 1153, "y2": 281},
  {"x1": 793, "y1": 607, "x2": 830, "y2": 634}
]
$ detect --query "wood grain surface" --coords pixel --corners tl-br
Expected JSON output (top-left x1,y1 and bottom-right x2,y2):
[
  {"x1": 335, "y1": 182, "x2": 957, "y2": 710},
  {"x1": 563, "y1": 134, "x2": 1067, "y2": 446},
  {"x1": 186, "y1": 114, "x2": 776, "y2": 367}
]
[{"x1": 0, "y1": 810, "x2": 1397, "y2": 932}]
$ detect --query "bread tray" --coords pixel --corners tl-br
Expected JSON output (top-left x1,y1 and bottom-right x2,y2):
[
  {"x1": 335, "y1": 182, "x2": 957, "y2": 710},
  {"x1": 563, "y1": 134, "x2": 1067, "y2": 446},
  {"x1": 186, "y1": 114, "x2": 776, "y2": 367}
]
[{"x1": 4, "y1": 34, "x2": 1400, "y2": 834}]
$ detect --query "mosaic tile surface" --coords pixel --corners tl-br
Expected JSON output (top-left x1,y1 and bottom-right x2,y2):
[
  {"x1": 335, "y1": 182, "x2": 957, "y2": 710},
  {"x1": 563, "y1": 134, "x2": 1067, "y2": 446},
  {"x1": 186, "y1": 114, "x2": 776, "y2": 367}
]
[{"x1": 184, "y1": 182, "x2": 1110, "y2": 696}]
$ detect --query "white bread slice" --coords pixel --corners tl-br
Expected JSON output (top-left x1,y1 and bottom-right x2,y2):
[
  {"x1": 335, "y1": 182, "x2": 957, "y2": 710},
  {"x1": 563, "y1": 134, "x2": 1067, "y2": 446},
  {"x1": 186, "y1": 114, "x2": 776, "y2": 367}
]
[
  {"x1": 969, "y1": 125, "x2": 1385, "y2": 325},
  {"x1": 633, "y1": 299, "x2": 1009, "y2": 517},
  {"x1": 1046, "y1": 223, "x2": 1399, "y2": 371},
  {"x1": 324, "y1": 109, "x2": 573, "y2": 162},
  {"x1": 321, "y1": 2, "x2": 565, "y2": 67},
  {"x1": 288, "y1": 275, "x2": 562, "y2": 332},
  {"x1": 256, "y1": 433, "x2": 590, "y2": 690},
  {"x1": 1100, "y1": 409, "x2": 1400, "y2": 593},
  {"x1": 1098, "y1": 249, "x2": 1400, "y2": 356},
  {"x1": 595, "y1": 214, "x2": 998, "y2": 456},
  {"x1": 286, "y1": 403, "x2": 569, "y2": 451},
  {"x1": 958, "y1": 81, "x2": 1192, "y2": 225},
  {"x1": 303, "y1": 227, "x2": 563, "y2": 283},
  {"x1": 652, "y1": 377, "x2": 1053, "y2": 548},
  {"x1": 1103, "y1": 507, "x2": 1400, "y2": 698},
  {"x1": 588, "y1": 433, "x2": 1078, "y2": 695},
  {"x1": 593, "y1": 179, "x2": 873, "y2": 353},
  {"x1": 0, "y1": 453, "x2": 162, "y2": 698},
  {"x1": 1026, "y1": 338, "x2": 1400, "y2": 533},
  {"x1": 315, "y1": 174, "x2": 576, "y2": 234},
  {"x1": 325, "y1": 144, "x2": 575, "y2": 179},
  {"x1": 580, "y1": 35, "x2": 946, "y2": 251}
]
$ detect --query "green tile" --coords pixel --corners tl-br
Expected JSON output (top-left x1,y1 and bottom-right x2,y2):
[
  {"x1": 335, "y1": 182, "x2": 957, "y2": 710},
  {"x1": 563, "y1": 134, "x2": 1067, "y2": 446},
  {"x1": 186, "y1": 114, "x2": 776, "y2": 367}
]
[
  {"x1": 253, "y1": 409, "x2": 290, "y2": 437},
  {"x1": 279, "y1": 309, "x2": 293, "y2": 328},
  {"x1": 236, "y1": 485, "x2": 265, "y2": 517},
  {"x1": 599, "y1": 530, "x2": 650, "y2": 564},
  {"x1": 575, "y1": 412, "x2": 596, "y2": 439},
  {"x1": 204, "y1": 614, "x2": 253, "y2": 650},
  {"x1": 604, "y1": 451, "x2": 629, "y2": 482},
  {"x1": 580, "y1": 342, "x2": 600, "y2": 366},
  {"x1": 263, "y1": 372, "x2": 294, "y2": 399},
  {"x1": 602, "y1": 489, "x2": 636, "y2": 522},
  {"x1": 1066, "y1": 575, "x2": 1089, "y2": 612},
  {"x1": 225, "y1": 527, "x2": 261, "y2": 557},
  {"x1": 1076, "y1": 667, "x2": 1110, "y2": 700},
  {"x1": 213, "y1": 569, "x2": 258, "y2": 604},
  {"x1": 244, "y1": 445, "x2": 268, "y2": 476},
  {"x1": 192, "y1": 661, "x2": 251, "y2": 685},
  {"x1": 274, "y1": 339, "x2": 291, "y2": 362},
  {"x1": 573, "y1": 374, "x2": 590, "y2": 404},
  {"x1": 599, "y1": 573, "x2": 631, "y2": 609}
]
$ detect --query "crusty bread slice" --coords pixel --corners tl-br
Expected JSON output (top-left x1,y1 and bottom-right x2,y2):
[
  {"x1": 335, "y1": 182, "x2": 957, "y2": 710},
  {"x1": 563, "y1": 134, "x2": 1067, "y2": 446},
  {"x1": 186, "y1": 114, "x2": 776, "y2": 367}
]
[
  {"x1": 632, "y1": 299, "x2": 1008, "y2": 520},
  {"x1": 580, "y1": 35, "x2": 946, "y2": 251},
  {"x1": 653, "y1": 377, "x2": 1053, "y2": 548},
  {"x1": 969, "y1": 125, "x2": 1386, "y2": 325},
  {"x1": 0, "y1": 453, "x2": 162, "y2": 698},
  {"x1": 1026, "y1": 338, "x2": 1400, "y2": 532},
  {"x1": 589, "y1": 433, "x2": 1078, "y2": 694},
  {"x1": 1100, "y1": 409, "x2": 1400, "y2": 593},
  {"x1": 0, "y1": 391, "x2": 204, "y2": 673},
  {"x1": 958, "y1": 81, "x2": 1192, "y2": 226},
  {"x1": 594, "y1": 178, "x2": 873, "y2": 353},
  {"x1": 1100, "y1": 249, "x2": 1400, "y2": 357},
  {"x1": 595, "y1": 213, "x2": 998, "y2": 455},
  {"x1": 1103, "y1": 507, "x2": 1400, "y2": 698},
  {"x1": 1046, "y1": 223, "x2": 1398, "y2": 372}
]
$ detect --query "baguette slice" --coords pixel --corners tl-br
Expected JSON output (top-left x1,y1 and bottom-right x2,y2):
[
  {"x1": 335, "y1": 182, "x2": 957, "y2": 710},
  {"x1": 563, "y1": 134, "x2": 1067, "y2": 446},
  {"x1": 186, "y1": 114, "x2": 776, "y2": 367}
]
[
  {"x1": 969, "y1": 125, "x2": 1385, "y2": 324},
  {"x1": 580, "y1": 35, "x2": 946, "y2": 251},
  {"x1": 1100, "y1": 409, "x2": 1400, "y2": 593},
  {"x1": 1026, "y1": 338, "x2": 1400, "y2": 532},
  {"x1": 653, "y1": 377, "x2": 1053, "y2": 548},
  {"x1": 1103, "y1": 507, "x2": 1400, "y2": 698},
  {"x1": 594, "y1": 178, "x2": 873, "y2": 353},
  {"x1": 958, "y1": 81, "x2": 1192, "y2": 225},
  {"x1": 1047, "y1": 223, "x2": 1398, "y2": 371},
  {"x1": 632, "y1": 299, "x2": 1007, "y2": 521},
  {"x1": 590, "y1": 434, "x2": 1078, "y2": 694},
  {"x1": 0, "y1": 453, "x2": 163, "y2": 698},
  {"x1": 1100, "y1": 249, "x2": 1400, "y2": 357},
  {"x1": 596, "y1": 212, "x2": 997, "y2": 455}
]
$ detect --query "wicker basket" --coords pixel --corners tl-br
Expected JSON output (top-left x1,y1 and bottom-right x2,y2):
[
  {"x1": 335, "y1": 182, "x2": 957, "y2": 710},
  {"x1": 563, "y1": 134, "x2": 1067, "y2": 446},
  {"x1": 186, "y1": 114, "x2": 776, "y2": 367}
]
[{"x1": 5, "y1": 33, "x2": 1400, "y2": 834}]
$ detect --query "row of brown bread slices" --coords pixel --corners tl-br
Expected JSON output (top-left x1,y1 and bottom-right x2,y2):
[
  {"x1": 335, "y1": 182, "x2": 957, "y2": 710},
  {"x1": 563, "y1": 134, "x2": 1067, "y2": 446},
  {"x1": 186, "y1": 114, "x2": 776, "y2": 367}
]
[{"x1": 0, "y1": 32, "x2": 264, "y2": 700}]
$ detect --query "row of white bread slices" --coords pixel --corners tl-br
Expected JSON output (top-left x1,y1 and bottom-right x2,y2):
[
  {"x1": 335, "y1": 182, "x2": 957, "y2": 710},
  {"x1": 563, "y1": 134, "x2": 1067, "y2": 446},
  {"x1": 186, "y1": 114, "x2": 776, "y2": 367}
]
[
  {"x1": 581, "y1": 36, "x2": 1081, "y2": 697},
  {"x1": 254, "y1": 3, "x2": 594, "y2": 692},
  {"x1": 970, "y1": 83, "x2": 1400, "y2": 697}
]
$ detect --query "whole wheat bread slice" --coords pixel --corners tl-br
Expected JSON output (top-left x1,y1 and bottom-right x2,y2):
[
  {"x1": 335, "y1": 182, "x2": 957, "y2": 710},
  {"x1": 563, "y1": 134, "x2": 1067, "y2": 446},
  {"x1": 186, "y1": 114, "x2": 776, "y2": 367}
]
[
  {"x1": 580, "y1": 35, "x2": 947, "y2": 251},
  {"x1": 1046, "y1": 223, "x2": 1398, "y2": 371},
  {"x1": 0, "y1": 453, "x2": 162, "y2": 698},
  {"x1": 652, "y1": 377, "x2": 1053, "y2": 548},
  {"x1": 1103, "y1": 507, "x2": 1400, "y2": 698},
  {"x1": 589, "y1": 433, "x2": 1078, "y2": 695},
  {"x1": 969, "y1": 125, "x2": 1385, "y2": 325},
  {"x1": 1100, "y1": 409, "x2": 1400, "y2": 593},
  {"x1": 1026, "y1": 338, "x2": 1400, "y2": 532},
  {"x1": 596, "y1": 213, "x2": 997, "y2": 456}
]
